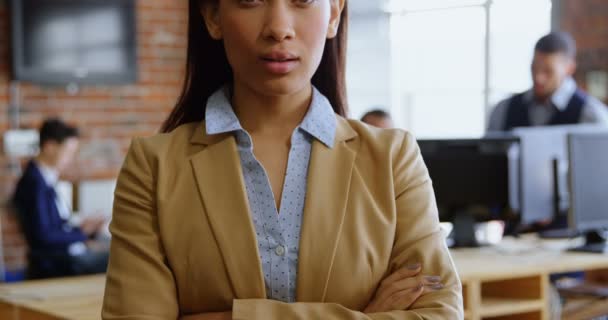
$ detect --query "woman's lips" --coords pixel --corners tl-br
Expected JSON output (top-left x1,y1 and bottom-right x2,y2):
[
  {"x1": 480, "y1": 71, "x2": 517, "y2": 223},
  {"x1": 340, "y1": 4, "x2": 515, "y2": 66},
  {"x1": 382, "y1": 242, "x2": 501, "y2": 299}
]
[{"x1": 261, "y1": 58, "x2": 300, "y2": 74}]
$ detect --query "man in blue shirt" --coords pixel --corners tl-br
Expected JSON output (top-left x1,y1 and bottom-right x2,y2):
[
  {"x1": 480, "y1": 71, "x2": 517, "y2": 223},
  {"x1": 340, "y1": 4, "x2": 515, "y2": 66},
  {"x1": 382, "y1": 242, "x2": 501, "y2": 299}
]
[{"x1": 13, "y1": 118, "x2": 108, "y2": 279}]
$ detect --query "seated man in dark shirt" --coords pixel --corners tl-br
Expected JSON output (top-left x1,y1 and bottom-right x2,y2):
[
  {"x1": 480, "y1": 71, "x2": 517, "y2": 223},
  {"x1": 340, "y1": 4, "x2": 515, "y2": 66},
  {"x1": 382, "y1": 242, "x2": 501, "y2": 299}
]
[
  {"x1": 13, "y1": 118, "x2": 109, "y2": 279},
  {"x1": 488, "y1": 31, "x2": 608, "y2": 132}
]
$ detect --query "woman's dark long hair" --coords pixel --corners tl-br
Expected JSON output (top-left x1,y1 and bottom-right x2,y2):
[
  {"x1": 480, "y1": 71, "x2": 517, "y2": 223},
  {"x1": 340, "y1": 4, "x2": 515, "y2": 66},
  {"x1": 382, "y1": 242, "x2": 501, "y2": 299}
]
[{"x1": 161, "y1": 0, "x2": 349, "y2": 133}]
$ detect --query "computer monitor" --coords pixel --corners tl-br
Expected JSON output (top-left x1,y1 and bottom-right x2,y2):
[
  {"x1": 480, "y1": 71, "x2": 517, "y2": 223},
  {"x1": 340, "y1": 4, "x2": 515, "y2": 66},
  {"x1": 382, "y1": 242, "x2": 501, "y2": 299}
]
[
  {"x1": 513, "y1": 127, "x2": 570, "y2": 226},
  {"x1": 418, "y1": 138, "x2": 519, "y2": 247},
  {"x1": 567, "y1": 132, "x2": 608, "y2": 253},
  {"x1": 513, "y1": 125, "x2": 607, "y2": 232}
]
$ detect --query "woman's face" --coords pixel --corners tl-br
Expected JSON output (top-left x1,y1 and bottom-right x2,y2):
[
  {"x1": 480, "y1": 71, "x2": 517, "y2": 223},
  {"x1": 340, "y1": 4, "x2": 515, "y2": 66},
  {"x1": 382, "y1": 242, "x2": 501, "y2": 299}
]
[{"x1": 203, "y1": 0, "x2": 344, "y2": 96}]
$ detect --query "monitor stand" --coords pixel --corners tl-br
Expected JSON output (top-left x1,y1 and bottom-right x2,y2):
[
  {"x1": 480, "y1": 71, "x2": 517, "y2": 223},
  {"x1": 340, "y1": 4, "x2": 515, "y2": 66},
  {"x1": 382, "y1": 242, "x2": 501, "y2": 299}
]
[
  {"x1": 538, "y1": 214, "x2": 580, "y2": 239},
  {"x1": 568, "y1": 230, "x2": 608, "y2": 253},
  {"x1": 449, "y1": 212, "x2": 480, "y2": 248},
  {"x1": 539, "y1": 159, "x2": 579, "y2": 239}
]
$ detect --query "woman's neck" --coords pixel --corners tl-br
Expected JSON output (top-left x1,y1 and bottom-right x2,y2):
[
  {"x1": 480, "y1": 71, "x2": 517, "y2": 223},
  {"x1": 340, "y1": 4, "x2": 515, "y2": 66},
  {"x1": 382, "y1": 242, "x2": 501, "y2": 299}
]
[{"x1": 231, "y1": 82, "x2": 313, "y2": 137}]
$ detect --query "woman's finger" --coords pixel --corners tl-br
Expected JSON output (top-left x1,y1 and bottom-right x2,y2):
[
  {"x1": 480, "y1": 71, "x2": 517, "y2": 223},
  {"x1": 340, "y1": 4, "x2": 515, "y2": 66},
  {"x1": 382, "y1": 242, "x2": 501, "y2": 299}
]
[
  {"x1": 388, "y1": 285, "x2": 424, "y2": 310},
  {"x1": 392, "y1": 282, "x2": 446, "y2": 311},
  {"x1": 377, "y1": 265, "x2": 422, "y2": 300},
  {"x1": 377, "y1": 275, "x2": 442, "y2": 303},
  {"x1": 380, "y1": 264, "x2": 422, "y2": 287},
  {"x1": 371, "y1": 280, "x2": 445, "y2": 313},
  {"x1": 390, "y1": 281, "x2": 445, "y2": 311}
]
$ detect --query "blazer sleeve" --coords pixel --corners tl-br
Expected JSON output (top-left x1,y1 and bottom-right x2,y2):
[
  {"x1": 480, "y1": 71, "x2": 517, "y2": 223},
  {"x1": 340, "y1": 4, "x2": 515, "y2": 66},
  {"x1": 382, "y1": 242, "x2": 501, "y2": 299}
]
[
  {"x1": 102, "y1": 138, "x2": 179, "y2": 320},
  {"x1": 17, "y1": 176, "x2": 86, "y2": 247},
  {"x1": 232, "y1": 132, "x2": 464, "y2": 319}
]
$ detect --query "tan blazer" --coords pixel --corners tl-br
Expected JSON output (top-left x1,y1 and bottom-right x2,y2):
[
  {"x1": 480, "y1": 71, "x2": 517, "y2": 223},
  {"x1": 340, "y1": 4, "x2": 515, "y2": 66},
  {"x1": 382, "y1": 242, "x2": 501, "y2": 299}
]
[{"x1": 102, "y1": 116, "x2": 463, "y2": 319}]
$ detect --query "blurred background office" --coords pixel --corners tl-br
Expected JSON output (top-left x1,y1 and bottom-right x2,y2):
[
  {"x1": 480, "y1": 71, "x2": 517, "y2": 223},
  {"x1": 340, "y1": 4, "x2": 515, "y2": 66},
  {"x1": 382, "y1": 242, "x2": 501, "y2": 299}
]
[
  {"x1": 0, "y1": 0, "x2": 607, "y2": 319},
  {"x1": 349, "y1": 0, "x2": 607, "y2": 137},
  {"x1": 0, "y1": 0, "x2": 606, "y2": 277}
]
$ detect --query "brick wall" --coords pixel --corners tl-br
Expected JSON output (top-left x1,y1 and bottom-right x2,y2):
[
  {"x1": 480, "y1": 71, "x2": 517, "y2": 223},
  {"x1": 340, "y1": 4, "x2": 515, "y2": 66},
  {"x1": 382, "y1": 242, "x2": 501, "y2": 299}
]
[
  {"x1": 561, "y1": 0, "x2": 608, "y2": 102},
  {"x1": 0, "y1": 0, "x2": 187, "y2": 274}
]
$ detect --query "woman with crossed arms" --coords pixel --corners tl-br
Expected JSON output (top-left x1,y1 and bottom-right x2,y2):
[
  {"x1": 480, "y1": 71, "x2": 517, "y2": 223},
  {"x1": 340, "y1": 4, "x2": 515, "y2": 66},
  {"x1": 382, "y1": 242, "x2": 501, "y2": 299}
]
[{"x1": 102, "y1": 0, "x2": 463, "y2": 319}]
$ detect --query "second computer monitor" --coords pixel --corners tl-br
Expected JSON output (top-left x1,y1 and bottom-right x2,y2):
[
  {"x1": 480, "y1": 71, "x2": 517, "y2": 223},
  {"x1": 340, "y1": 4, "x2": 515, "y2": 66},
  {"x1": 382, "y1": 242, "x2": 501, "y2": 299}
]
[
  {"x1": 568, "y1": 132, "x2": 608, "y2": 235},
  {"x1": 513, "y1": 125, "x2": 608, "y2": 226}
]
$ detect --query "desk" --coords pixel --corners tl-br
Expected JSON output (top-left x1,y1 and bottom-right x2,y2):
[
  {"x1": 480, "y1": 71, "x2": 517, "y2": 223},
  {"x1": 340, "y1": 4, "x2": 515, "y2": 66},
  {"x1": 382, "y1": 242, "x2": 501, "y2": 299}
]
[
  {"x1": 0, "y1": 275, "x2": 104, "y2": 320},
  {"x1": 0, "y1": 242, "x2": 607, "y2": 320},
  {"x1": 452, "y1": 239, "x2": 608, "y2": 320}
]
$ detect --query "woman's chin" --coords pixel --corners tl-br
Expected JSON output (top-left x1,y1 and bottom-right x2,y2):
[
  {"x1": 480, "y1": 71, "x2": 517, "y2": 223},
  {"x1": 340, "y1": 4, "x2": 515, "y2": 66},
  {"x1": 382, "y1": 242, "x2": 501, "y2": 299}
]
[{"x1": 250, "y1": 77, "x2": 311, "y2": 97}]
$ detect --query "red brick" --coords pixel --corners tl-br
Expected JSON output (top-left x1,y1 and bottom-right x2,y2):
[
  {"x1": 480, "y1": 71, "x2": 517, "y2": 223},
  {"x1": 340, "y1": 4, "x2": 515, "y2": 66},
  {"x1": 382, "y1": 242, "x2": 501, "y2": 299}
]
[
  {"x1": 0, "y1": 1, "x2": 187, "y2": 268},
  {"x1": 561, "y1": 0, "x2": 608, "y2": 104}
]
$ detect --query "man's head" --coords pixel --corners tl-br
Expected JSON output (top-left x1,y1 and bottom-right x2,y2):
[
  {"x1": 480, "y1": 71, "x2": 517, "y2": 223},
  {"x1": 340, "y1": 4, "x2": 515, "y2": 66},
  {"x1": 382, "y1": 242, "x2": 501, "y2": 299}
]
[
  {"x1": 531, "y1": 32, "x2": 577, "y2": 102},
  {"x1": 38, "y1": 118, "x2": 80, "y2": 172},
  {"x1": 361, "y1": 109, "x2": 394, "y2": 129}
]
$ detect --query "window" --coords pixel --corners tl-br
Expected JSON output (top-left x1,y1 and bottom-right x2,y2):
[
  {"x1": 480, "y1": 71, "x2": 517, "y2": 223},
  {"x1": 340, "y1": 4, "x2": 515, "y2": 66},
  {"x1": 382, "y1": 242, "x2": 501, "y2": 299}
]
[{"x1": 347, "y1": 0, "x2": 552, "y2": 138}]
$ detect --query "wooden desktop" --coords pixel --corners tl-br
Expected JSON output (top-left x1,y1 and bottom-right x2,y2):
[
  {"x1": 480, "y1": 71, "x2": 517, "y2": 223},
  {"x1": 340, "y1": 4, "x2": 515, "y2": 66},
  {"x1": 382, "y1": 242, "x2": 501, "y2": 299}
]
[{"x1": 0, "y1": 237, "x2": 606, "y2": 320}]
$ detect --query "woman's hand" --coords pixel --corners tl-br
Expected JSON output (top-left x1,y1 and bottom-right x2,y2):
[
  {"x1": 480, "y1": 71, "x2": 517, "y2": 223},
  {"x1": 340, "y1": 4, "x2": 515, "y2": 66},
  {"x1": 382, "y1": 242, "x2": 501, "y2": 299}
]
[
  {"x1": 364, "y1": 263, "x2": 443, "y2": 314},
  {"x1": 180, "y1": 312, "x2": 232, "y2": 320}
]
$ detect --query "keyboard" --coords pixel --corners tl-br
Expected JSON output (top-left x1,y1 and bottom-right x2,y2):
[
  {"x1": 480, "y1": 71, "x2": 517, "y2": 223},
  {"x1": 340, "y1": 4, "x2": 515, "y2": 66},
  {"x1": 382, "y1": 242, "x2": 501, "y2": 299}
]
[
  {"x1": 568, "y1": 243, "x2": 608, "y2": 253},
  {"x1": 539, "y1": 228, "x2": 580, "y2": 239}
]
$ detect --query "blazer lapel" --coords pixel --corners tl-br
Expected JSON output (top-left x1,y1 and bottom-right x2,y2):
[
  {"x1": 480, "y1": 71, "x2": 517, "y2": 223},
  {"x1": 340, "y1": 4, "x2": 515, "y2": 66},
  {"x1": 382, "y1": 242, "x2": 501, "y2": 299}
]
[
  {"x1": 296, "y1": 117, "x2": 359, "y2": 302},
  {"x1": 189, "y1": 123, "x2": 266, "y2": 299}
]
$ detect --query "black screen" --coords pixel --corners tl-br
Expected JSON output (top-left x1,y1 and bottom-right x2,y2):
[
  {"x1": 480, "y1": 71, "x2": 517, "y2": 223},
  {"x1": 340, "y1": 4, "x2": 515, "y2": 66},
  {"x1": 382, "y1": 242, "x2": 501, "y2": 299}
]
[
  {"x1": 419, "y1": 138, "x2": 518, "y2": 222},
  {"x1": 11, "y1": 0, "x2": 136, "y2": 84}
]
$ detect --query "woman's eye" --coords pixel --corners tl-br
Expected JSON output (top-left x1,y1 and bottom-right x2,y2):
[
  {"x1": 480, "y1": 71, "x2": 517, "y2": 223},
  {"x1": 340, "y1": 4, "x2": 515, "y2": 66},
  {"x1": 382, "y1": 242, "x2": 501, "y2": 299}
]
[
  {"x1": 294, "y1": 0, "x2": 317, "y2": 5},
  {"x1": 239, "y1": 0, "x2": 263, "y2": 6}
]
